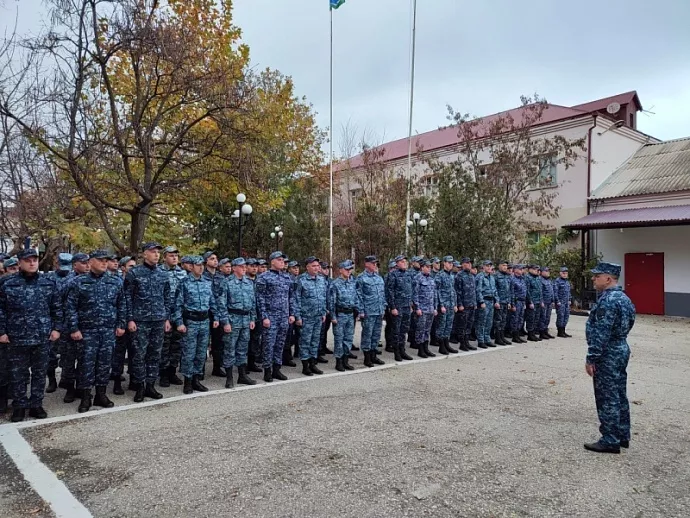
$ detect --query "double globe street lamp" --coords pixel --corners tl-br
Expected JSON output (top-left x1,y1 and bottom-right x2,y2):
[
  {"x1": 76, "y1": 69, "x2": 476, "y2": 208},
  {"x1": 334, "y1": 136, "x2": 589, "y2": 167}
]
[
  {"x1": 232, "y1": 193, "x2": 253, "y2": 257},
  {"x1": 270, "y1": 226, "x2": 284, "y2": 250},
  {"x1": 406, "y1": 212, "x2": 428, "y2": 256}
]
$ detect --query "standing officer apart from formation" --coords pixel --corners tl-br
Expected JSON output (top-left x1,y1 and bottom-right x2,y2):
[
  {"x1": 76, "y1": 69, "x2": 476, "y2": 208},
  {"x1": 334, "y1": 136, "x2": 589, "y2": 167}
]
[
  {"x1": 584, "y1": 262, "x2": 635, "y2": 454},
  {"x1": 555, "y1": 267, "x2": 573, "y2": 337}
]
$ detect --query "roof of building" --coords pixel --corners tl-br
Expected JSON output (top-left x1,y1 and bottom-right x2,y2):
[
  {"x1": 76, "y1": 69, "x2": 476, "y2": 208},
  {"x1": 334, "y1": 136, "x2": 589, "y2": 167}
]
[
  {"x1": 592, "y1": 137, "x2": 690, "y2": 199},
  {"x1": 336, "y1": 91, "x2": 641, "y2": 172},
  {"x1": 563, "y1": 204, "x2": 690, "y2": 230}
]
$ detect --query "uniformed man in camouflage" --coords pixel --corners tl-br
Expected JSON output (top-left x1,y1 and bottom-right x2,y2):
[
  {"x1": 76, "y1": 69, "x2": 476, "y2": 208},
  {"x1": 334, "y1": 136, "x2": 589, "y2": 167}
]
[
  {"x1": 493, "y1": 260, "x2": 513, "y2": 346},
  {"x1": 584, "y1": 262, "x2": 635, "y2": 454},
  {"x1": 111, "y1": 256, "x2": 136, "y2": 394},
  {"x1": 452, "y1": 258, "x2": 477, "y2": 352},
  {"x1": 65, "y1": 250, "x2": 126, "y2": 412},
  {"x1": 318, "y1": 261, "x2": 333, "y2": 359},
  {"x1": 44, "y1": 253, "x2": 73, "y2": 393},
  {"x1": 356, "y1": 255, "x2": 386, "y2": 368},
  {"x1": 221, "y1": 258, "x2": 257, "y2": 388},
  {"x1": 255, "y1": 251, "x2": 295, "y2": 382},
  {"x1": 158, "y1": 246, "x2": 187, "y2": 388},
  {"x1": 329, "y1": 259, "x2": 357, "y2": 371},
  {"x1": 3, "y1": 256, "x2": 18, "y2": 275},
  {"x1": 203, "y1": 251, "x2": 226, "y2": 378},
  {"x1": 294, "y1": 256, "x2": 328, "y2": 376},
  {"x1": 124, "y1": 242, "x2": 171, "y2": 402},
  {"x1": 219, "y1": 258, "x2": 232, "y2": 277},
  {"x1": 180, "y1": 256, "x2": 193, "y2": 273},
  {"x1": 509, "y1": 265, "x2": 527, "y2": 343},
  {"x1": 539, "y1": 267, "x2": 556, "y2": 339},
  {"x1": 525, "y1": 265, "x2": 544, "y2": 342},
  {"x1": 282, "y1": 260, "x2": 301, "y2": 367},
  {"x1": 434, "y1": 255, "x2": 458, "y2": 355},
  {"x1": 412, "y1": 259, "x2": 438, "y2": 357},
  {"x1": 386, "y1": 255, "x2": 414, "y2": 359},
  {"x1": 0, "y1": 249, "x2": 62, "y2": 422},
  {"x1": 174, "y1": 256, "x2": 225, "y2": 394},
  {"x1": 257, "y1": 259, "x2": 268, "y2": 275},
  {"x1": 106, "y1": 256, "x2": 120, "y2": 276},
  {"x1": 475, "y1": 260, "x2": 499, "y2": 349},
  {"x1": 244, "y1": 258, "x2": 263, "y2": 373},
  {"x1": 555, "y1": 267, "x2": 573, "y2": 337},
  {"x1": 383, "y1": 259, "x2": 396, "y2": 353},
  {"x1": 406, "y1": 256, "x2": 422, "y2": 348}
]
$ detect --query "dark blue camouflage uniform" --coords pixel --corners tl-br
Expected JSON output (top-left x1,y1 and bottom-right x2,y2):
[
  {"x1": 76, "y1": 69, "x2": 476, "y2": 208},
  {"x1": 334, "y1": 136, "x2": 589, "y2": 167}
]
[
  {"x1": 159, "y1": 263, "x2": 188, "y2": 373},
  {"x1": 0, "y1": 272, "x2": 62, "y2": 409},
  {"x1": 356, "y1": 270, "x2": 386, "y2": 352},
  {"x1": 412, "y1": 270, "x2": 438, "y2": 344},
  {"x1": 44, "y1": 268, "x2": 72, "y2": 372},
  {"x1": 510, "y1": 272, "x2": 527, "y2": 334},
  {"x1": 586, "y1": 283, "x2": 635, "y2": 447},
  {"x1": 453, "y1": 268, "x2": 476, "y2": 341},
  {"x1": 525, "y1": 271, "x2": 543, "y2": 333},
  {"x1": 475, "y1": 270, "x2": 498, "y2": 344},
  {"x1": 434, "y1": 268, "x2": 456, "y2": 340},
  {"x1": 554, "y1": 276, "x2": 572, "y2": 329},
  {"x1": 493, "y1": 268, "x2": 513, "y2": 336},
  {"x1": 255, "y1": 269, "x2": 294, "y2": 368},
  {"x1": 65, "y1": 271, "x2": 126, "y2": 390},
  {"x1": 329, "y1": 272, "x2": 357, "y2": 359},
  {"x1": 221, "y1": 274, "x2": 257, "y2": 369},
  {"x1": 539, "y1": 273, "x2": 555, "y2": 332},
  {"x1": 386, "y1": 267, "x2": 413, "y2": 350},
  {"x1": 293, "y1": 271, "x2": 328, "y2": 361}
]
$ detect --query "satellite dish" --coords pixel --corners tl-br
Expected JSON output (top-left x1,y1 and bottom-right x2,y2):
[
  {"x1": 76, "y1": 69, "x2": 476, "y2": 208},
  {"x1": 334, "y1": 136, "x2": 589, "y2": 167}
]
[{"x1": 606, "y1": 102, "x2": 621, "y2": 114}]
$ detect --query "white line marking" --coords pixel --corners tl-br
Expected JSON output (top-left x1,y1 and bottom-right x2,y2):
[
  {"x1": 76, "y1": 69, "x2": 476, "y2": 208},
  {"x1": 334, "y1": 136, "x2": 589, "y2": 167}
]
[
  {"x1": 0, "y1": 345, "x2": 512, "y2": 432},
  {"x1": 0, "y1": 427, "x2": 93, "y2": 518}
]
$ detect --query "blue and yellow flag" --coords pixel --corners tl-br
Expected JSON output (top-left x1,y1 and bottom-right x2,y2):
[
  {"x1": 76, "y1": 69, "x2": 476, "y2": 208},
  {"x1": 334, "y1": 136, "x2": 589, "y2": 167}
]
[{"x1": 330, "y1": 0, "x2": 345, "y2": 9}]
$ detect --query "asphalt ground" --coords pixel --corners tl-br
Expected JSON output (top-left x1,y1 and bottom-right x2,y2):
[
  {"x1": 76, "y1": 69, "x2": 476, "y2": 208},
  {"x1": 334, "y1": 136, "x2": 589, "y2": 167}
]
[{"x1": 1, "y1": 314, "x2": 689, "y2": 517}]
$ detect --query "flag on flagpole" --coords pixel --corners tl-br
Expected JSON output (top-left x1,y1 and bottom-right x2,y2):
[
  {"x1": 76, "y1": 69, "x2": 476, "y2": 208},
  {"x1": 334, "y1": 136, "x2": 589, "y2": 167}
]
[{"x1": 330, "y1": 0, "x2": 345, "y2": 9}]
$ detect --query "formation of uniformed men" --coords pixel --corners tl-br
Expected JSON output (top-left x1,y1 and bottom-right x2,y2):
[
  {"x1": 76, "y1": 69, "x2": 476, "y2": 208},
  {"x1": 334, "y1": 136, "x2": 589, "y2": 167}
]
[{"x1": 0, "y1": 246, "x2": 576, "y2": 424}]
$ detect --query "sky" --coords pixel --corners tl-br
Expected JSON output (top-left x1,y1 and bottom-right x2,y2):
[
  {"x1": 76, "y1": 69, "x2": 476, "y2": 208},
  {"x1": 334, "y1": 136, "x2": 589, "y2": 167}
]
[{"x1": 3, "y1": 0, "x2": 690, "y2": 153}]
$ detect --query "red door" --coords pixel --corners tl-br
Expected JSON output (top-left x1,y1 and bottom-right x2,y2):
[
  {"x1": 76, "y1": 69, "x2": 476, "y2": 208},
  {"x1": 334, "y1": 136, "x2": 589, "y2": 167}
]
[{"x1": 624, "y1": 253, "x2": 664, "y2": 315}]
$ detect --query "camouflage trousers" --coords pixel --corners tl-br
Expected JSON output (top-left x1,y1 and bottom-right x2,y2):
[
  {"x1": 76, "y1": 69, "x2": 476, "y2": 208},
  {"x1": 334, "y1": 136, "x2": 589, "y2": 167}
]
[
  {"x1": 333, "y1": 313, "x2": 355, "y2": 359},
  {"x1": 59, "y1": 338, "x2": 78, "y2": 383},
  {"x1": 493, "y1": 303, "x2": 509, "y2": 335},
  {"x1": 593, "y1": 348, "x2": 631, "y2": 446},
  {"x1": 539, "y1": 302, "x2": 553, "y2": 331},
  {"x1": 452, "y1": 307, "x2": 475, "y2": 339},
  {"x1": 248, "y1": 325, "x2": 263, "y2": 365},
  {"x1": 556, "y1": 302, "x2": 570, "y2": 328},
  {"x1": 77, "y1": 328, "x2": 115, "y2": 390},
  {"x1": 298, "y1": 316, "x2": 323, "y2": 361},
  {"x1": 476, "y1": 303, "x2": 495, "y2": 343},
  {"x1": 391, "y1": 310, "x2": 411, "y2": 349},
  {"x1": 160, "y1": 329, "x2": 182, "y2": 372},
  {"x1": 111, "y1": 332, "x2": 134, "y2": 376},
  {"x1": 131, "y1": 320, "x2": 165, "y2": 384},
  {"x1": 525, "y1": 304, "x2": 542, "y2": 333},
  {"x1": 261, "y1": 314, "x2": 289, "y2": 369},
  {"x1": 222, "y1": 316, "x2": 251, "y2": 368},
  {"x1": 0, "y1": 343, "x2": 7, "y2": 388},
  {"x1": 510, "y1": 301, "x2": 526, "y2": 333},
  {"x1": 435, "y1": 307, "x2": 454, "y2": 340},
  {"x1": 360, "y1": 315, "x2": 382, "y2": 352},
  {"x1": 318, "y1": 313, "x2": 332, "y2": 355},
  {"x1": 7, "y1": 343, "x2": 49, "y2": 409},
  {"x1": 180, "y1": 320, "x2": 210, "y2": 378},
  {"x1": 414, "y1": 312, "x2": 435, "y2": 345}
]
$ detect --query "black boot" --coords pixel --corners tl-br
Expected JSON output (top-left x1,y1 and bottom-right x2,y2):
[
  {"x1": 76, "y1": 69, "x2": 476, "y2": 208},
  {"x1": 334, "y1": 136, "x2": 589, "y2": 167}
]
[
  {"x1": 385, "y1": 343, "x2": 394, "y2": 353},
  {"x1": 302, "y1": 360, "x2": 313, "y2": 376},
  {"x1": 316, "y1": 355, "x2": 328, "y2": 364},
  {"x1": 113, "y1": 378, "x2": 125, "y2": 395},
  {"x1": 159, "y1": 368, "x2": 170, "y2": 388},
  {"x1": 0, "y1": 386, "x2": 7, "y2": 414},
  {"x1": 520, "y1": 328, "x2": 528, "y2": 337},
  {"x1": 465, "y1": 337, "x2": 477, "y2": 351},
  {"x1": 371, "y1": 350, "x2": 385, "y2": 365},
  {"x1": 437, "y1": 339, "x2": 449, "y2": 355},
  {"x1": 63, "y1": 381, "x2": 77, "y2": 403},
  {"x1": 348, "y1": 352, "x2": 357, "y2": 359},
  {"x1": 212, "y1": 365, "x2": 226, "y2": 377},
  {"x1": 263, "y1": 368, "x2": 273, "y2": 382},
  {"x1": 168, "y1": 366, "x2": 183, "y2": 385},
  {"x1": 309, "y1": 358, "x2": 324, "y2": 375},
  {"x1": 449, "y1": 334, "x2": 460, "y2": 344},
  {"x1": 410, "y1": 339, "x2": 418, "y2": 350},
  {"x1": 477, "y1": 342, "x2": 488, "y2": 349},
  {"x1": 58, "y1": 377, "x2": 70, "y2": 390},
  {"x1": 557, "y1": 327, "x2": 567, "y2": 338},
  {"x1": 445, "y1": 338, "x2": 458, "y2": 354},
  {"x1": 458, "y1": 337, "x2": 469, "y2": 352},
  {"x1": 46, "y1": 369, "x2": 57, "y2": 393},
  {"x1": 183, "y1": 377, "x2": 193, "y2": 394},
  {"x1": 527, "y1": 332, "x2": 540, "y2": 342},
  {"x1": 563, "y1": 328, "x2": 572, "y2": 338},
  {"x1": 544, "y1": 330, "x2": 555, "y2": 339},
  {"x1": 11, "y1": 408, "x2": 25, "y2": 422},
  {"x1": 133, "y1": 383, "x2": 145, "y2": 402},
  {"x1": 128, "y1": 380, "x2": 137, "y2": 391},
  {"x1": 399, "y1": 343, "x2": 413, "y2": 361},
  {"x1": 539, "y1": 331, "x2": 549, "y2": 340},
  {"x1": 335, "y1": 358, "x2": 345, "y2": 372},
  {"x1": 225, "y1": 368, "x2": 235, "y2": 389},
  {"x1": 237, "y1": 365, "x2": 256, "y2": 386},
  {"x1": 512, "y1": 332, "x2": 524, "y2": 344},
  {"x1": 363, "y1": 351, "x2": 374, "y2": 367},
  {"x1": 144, "y1": 382, "x2": 163, "y2": 399},
  {"x1": 191, "y1": 375, "x2": 208, "y2": 392},
  {"x1": 93, "y1": 386, "x2": 114, "y2": 408},
  {"x1": 342, "y1": 356, "x2": 355, "y2": 371},
  {"x1": 78, "y1": 389, "x2": 92, "y2": 413},
  {"x1": 272, "y1": 364, "x2": 288, "y2": 381},
  {"x1": 393, "y1": 345, "x2": 403, "y2": 362},
  {"x1": 28, "y1": 407, "x2": 47, "y2": 419},
  {"x1": 417, "y1": 342, "x2": 428, "y2": 358},
  {"x1": 424, "y1": 340, "x2": 436, "y2": 358},
  {"x1": 352, "y1": 345, "x2": 360, "y2": 351},
  {"x1": 502, "y1": 332, "x2": 512, "y2": 345},
  {"x1": 485, "y1": 340, "x2": 496, "y2": 348},
  {"x1": 247, "y1": 360, "x2": 263, "y2": 373}
]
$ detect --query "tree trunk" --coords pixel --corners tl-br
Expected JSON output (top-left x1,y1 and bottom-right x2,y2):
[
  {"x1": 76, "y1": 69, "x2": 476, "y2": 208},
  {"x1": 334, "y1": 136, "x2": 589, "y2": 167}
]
[{"x1": 129, "y1": 204, "x2": 150, "y2": 255}]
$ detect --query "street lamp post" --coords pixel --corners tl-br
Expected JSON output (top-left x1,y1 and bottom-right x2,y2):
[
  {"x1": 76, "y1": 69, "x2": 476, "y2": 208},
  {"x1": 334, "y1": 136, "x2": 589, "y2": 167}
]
[
  {"x1": 270, "y1": 226, "x2": 284, "y2": 250},
  {"x1": 406, "y1": 212, "x2": 428, "y2": 256},
  {"x1": 232, "y1": 193, "x2": 253, "y2": 257}
]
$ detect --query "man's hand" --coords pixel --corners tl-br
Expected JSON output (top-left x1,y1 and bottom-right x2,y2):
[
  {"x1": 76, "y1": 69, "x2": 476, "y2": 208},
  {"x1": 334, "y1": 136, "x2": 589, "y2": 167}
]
[
  {"x1": 480, "y1": 303, "x2": 486, "y2": 309},
  {"x1": 556, "y1": 302, "x2": 561, "y2": 307},
  {"x1": 529, "y1": 303, "x2": 534, "y2": 309},
  {"x1": 540, "y1": 303, "x2": 545, "y2": 308},
  {"x1": 296, "y1": 319, "x2": 303, "y2": 327},
  {"x1": 263, "y1": 318, "x2": 271, "y2": 328},
  {"x1": 321, "y1": 316, "x2": 326, "y2": 323},
  {"x1": 288, "y1": 316, "x2": 295, "y2": 325},
  {"x1": 49, "y1": 330, "x2": 60, "y2": 342},
  {"x1": 70, "y1": 330, "x2": 83, "y2": 341},
  {"x1": 440, "y1": 306, "x2": 447, "y2": 314},
  {"x1": 115, "y1": 328, "x2": 125, "y2": 337},
  {"x1": 391, "y1": 309, "x2": 399, "y2": 316},
  {"x1": 177, "y1": 325, "x2": 187, "y2": 333},
  {"x1": 249, "y1": 322, "x2": 255, "y2": 330},
  {"x1": 223, "y1": 324, "x2": 231, "y2": 334},
  {"x1": 128, "y1": 321, "x2": 137, "y2": 332},
  {"x1": 433, "y1": 310, "x2": 438, "y2": 316},
  {"x1": 458, "y1": 305, "x2": 464, "y2": 312},
  {"x1": 494, "y1": 302, "x2": 500, "y2": 309},
  {"x1": 331, "y1": 318, "x2": 337, "y2": 325},
  {"x1": 585, "y1": 363, "x2": 596, "y2": 377},
  {"x1": 358, "y1": 314, "x2": 365, "y2": 320},
  {"x1": 212, "y1": 321, "x2": 219, "y2": 329},
  {"x1": 0, "y1": 334, "x2": 8, "y2": 344},
  {"x1": 511, "y1": 306, "x2": 516, "y2": 312},
  {"x1": 416, "y1": 309, "x2": 422, "y2": 316},
  {"x1": 164, "y1": 320, "x2": 171, "y2": 333}
]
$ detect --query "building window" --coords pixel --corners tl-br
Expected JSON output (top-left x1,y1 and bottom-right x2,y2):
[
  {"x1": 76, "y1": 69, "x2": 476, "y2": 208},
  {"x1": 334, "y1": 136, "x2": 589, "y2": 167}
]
[
  {"x1": 629, "y1": 113, "x2": 634, "y2": 128},
  {"x1": 420, "y1": 175, "x2": 439, "y2": 197},
  {"x1": 349, "y1": 188, "x2": 362, "y2": 211},
  {"x1": 533, "y1": 156, "x2": 557, "y2": 188},
  {"x1": 527, "y1": 230, "x2": 557, "y2": 246}
]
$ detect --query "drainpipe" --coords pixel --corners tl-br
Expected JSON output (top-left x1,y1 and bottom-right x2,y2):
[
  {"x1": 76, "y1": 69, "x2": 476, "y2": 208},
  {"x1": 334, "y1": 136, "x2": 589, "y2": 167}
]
[{"x1": 582, "y1": 115, "x2": 597, "y2": 308}]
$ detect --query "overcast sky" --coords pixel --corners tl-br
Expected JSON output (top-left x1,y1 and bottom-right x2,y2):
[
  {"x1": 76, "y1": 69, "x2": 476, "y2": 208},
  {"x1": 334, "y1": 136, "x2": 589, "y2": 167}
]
[{"x1": 4, "y1": 0, "x2": 690, "y2": 151}]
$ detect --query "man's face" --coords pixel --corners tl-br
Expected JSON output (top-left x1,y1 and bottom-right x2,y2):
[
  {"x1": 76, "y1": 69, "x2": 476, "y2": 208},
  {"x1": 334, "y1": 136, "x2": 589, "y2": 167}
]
[
  {"x1": 462, "y1": 262, "x2": 471, "y2": 271},
  {"x1": 19, "y1": 256, "x2": 39, "y2": 274},
  {"x1": 560, "y1": 271, "x2": 569, "y2": 279},
  {"x1": 220, "y1": 263, "x2": 232, "y2": 275},
  {"x1": 258, "y1": 264, "x2": 268, "y2": 274},
  {"x1": 74, "y1": 261, "x2": 90, "y2": 274},
  {"x1": 247, "y1": 264, "x2": 258, "y2": 276},
  {"x1": 306, "y1": 261, "x2": 320, "y2": 276},
  {"x1": 541, "y1": 270, "x2": 551, "y2": 278},
  {"x1": 340, "y1": 267, "x2": 353, "y2": 279},
  {"x1": 483, "y1": 265, "x2": 492, "y2": 274},
  {"x1": 106, "y1": 259, "x2": 119, "y2": 272},
  {"x1": 421, "y1": 264, "x2": 431, "y2": 274},
  {"x1": 288, "y1": 266, "x2": 299, "y2": 276},
  {"x1": 164, "y1": 252, "x2": 179, "y2": 267},
  {"x1": 89, "y1": 257, "x2": 107, "y2": 275},
  {"x1": 233, "y1": 264, "x2": 246, "y2": 278},
  {"x1": 443, "y1": 261, "x2": 453, "y2": 272},
  {"x1": 592, "y1": 273, "x2": 614, "y2": 291},
  {"x1": 364, "y1": 261, "x2": 377, "y2": 273},
  {"x1": 182, "y1": 263, "x2": 192, "y2": 272},
  {"x1": 143, "y1": 249, "x2": 160, "y2": 265},
  {"x1": 205, "y1": 255, "x2": 218, "y2": 269},
  {"x1": 6, "y1": 265, "x2": 18, "y2": 274},
  {"x1": 396, "y1": 259, "x2": 408, "y2": 271},
  {"x1": 271, "y1": 258, "x2": 284, "y2": 271},
  {"x1": 514, "y1": 267, "x2": 523, "y2": 276},
  {"x1": 124, "y1": 260, "x2": 136, "y2": 273},
  {"x1": 192, "y1": 263, "x2": 204, "y2": 276},
  {"x1": 321, "y1": 266, "x2": 329, "y2": 276},
  {"x1": 499, "y1": 264, "x2": 508, "y2": 273},
  {"x1": 433, "y1": 263, "x2": 441, "y2": 271}
]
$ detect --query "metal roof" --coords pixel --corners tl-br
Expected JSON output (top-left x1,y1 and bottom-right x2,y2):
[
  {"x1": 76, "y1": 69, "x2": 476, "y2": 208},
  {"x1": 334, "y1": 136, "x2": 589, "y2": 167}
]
[
  {"x1": 563, "y1": 204, "x2": 690, "y2": 230},
  {"x1": 592, "y1": 137, "x2": 690, "y2": 199}
]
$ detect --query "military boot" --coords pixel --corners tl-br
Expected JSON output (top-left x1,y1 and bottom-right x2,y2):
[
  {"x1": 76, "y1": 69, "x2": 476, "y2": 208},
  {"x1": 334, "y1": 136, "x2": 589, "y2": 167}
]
[
  {"x1": 93, "y1": 386, "x2": 114, "y2": 408},
  {"x1": 539, "y1": 331, "x2": 549, "y2": 340},
  {"x1": 466, "y1": 338, "x2": 477, "y2": 350},
  {"x1": 458, "y1": 338, "x2": 469, "y2": 352},
  {"x1": 113, "y1": 377, "x2": 125, "y2": 395},
  {"x1": 399, "y1": 343, "x2": 413, "y2": 361},
  {"x1": 301, "y1": 360, "x2": 313, "y2": 376},
  {"x1": 0, "y1": 386, "x2": 8, "y2": 414},
  {"x1": 424, "y1": 341, "x2": 436, "y2": 358},
  {"x1": 183, "y1": 377, "x2": 193, "y2": 394},
  {"x1": 342, "y1": 356, "x2": 355, "y2": 371},
  {"x1": 563, "y1": 328, "x2": 572, "y2": 338},
  {"x1": 191, "y1": 375, "x2": 208, "y2": 392},
  {"x1": 272, "y1": 364, "x2": 288, "y2": 381},
  {"x1": 348, "y1": 351, "x2": 357, "y2": 359},
  {"x1": 363, "y1": 351, "x2": 374, "y2": 367},
  {"x1": 28, "y1": 407, "x2": 48, "y2": 419},
  {"x1": 485, "y1": 340, "x2": 496, "y2": 348},
  {"x1": 309, "y1": 358, "x2": 324, "y2": 375},
  {"x1": 371, "y1": 350, "x2": 385, "y2": 365},
  {"x1": 477, "y1": 342, "x2": 488, "y2": 349},
  {"x1": 211, "y1": 365, "x2": 226, "y2": 378},
  {"x1": 393, "y1": 345, "x2": 403, "y2": 362},
  {"x1": 247, "y1": 360, "x2": 263, "y2": 373},
  {"x1": 225, "y1": 368, "x2": 235, "y2": 389},
  {"x1": 63, "y1": 380, "x2": 77, "y2": 403},
  {"x1": 11, "y1": 408, "x2": 25, "y2": 422},
  {"x1": 158, "y1": 368, "x2": 170, "y2": 388},
  {"x1": 512, "y1": 332, "x2": 524, "y2": 344},
  {"x1": 46, "y1": 369, "x2": 57, "y2": 393},
  {"x1": 385, "y1": 342, "x2": 394, "y2": 353},
  {"x1": 144, "y1": 382, "x2": 164, "y2": 399},
  {"x1": 335, "y1": 358, "x2": 345, "y2": 372},
  {"x1": 133, "y1": 383, "x2": 145, "y2": 402},
  {"x1": 527, "y1": 332, "x2": 540, "y2": 342},
  {"x1": 168, "y1": 366, "x2": 183, "y2": 385},
  {"x1": 128, "y1": 380, "x2": 137, "y2": 391},
  {"x1": 417, "y1": 343, "x2": 428, "y2": 358},
  {"x1": 544, "y1": 329, "x2": 555, "y2": 339},
  {"x1": 263, "y1": 368, "x2": 273, "y2": 382},
  {"x1": 445, "y1": 338, "x2": 459, "y2": 354},
  {"x1": 237, "y1": 365, "x2": 256, "y2": 386},
  {"x1": 557, "y1": 327, "x2": 567, "y2": 338},
  {"x1": 316, "y1": 355, "x2": 328, "y2": 364},
  {"x1": 502, "y1": 332, "x2": 512, "y2": 345},
  {"x1": 437, "y1": 339, "x2": 450, "y2": 355},
  {"x1": 78, "y1": 389, "x2": 92, "y2": 413},
  {"x1": 449, "y1": 333, "x2": 460, "y2": 344}
]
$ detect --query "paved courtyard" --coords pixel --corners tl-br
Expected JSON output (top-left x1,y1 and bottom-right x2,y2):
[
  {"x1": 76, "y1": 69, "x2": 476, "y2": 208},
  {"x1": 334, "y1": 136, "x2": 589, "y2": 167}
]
[{"x1": 1, "y1": 314, "x2": 689, "y2": 517}]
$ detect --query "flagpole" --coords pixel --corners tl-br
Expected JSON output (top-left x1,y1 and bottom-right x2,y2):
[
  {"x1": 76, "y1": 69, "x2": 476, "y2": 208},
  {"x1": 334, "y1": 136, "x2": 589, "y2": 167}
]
[
  {"x1": 329, "y1": 5, "x2": 334, "y2": 274},
  {"x1": 405, "y1": 0, "x2": 417, "y2": 250}
]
